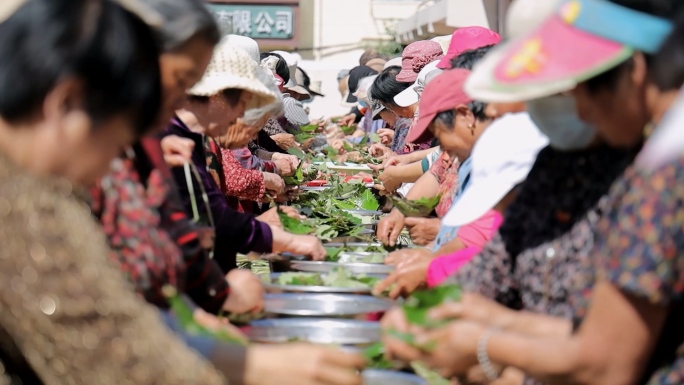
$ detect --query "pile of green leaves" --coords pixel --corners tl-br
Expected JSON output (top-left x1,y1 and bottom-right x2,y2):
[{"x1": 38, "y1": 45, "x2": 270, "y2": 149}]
[
  {"x1": 389, "y1": 195, "x2": 441, "y2": 217},
  {"x1": 363, "y1": 342, "x2": 394, "y2": 369},
  {"x1": 340, "y1": 125, "x2": 357, "y2": 135},
  {"x1": 284, "y1": 179, "x2": 381, "y2": 240},
  {"x1": 275, "y1": 267, "x2": 381, "y2": 289}
]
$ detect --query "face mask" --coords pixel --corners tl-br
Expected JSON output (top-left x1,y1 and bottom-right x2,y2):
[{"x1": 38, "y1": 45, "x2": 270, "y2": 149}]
[
  {"x1": 358, "y1": 100, "x2": 369, "y2": 108},
  {"x1": 526, "y1": 95, "x2": 596, "y2": 151}
]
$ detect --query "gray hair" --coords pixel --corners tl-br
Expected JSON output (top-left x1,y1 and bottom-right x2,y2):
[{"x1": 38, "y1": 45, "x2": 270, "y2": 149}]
[
  {"x1": 241, "y1": 68, "x2": 284, "y2": 126},
  {"x1": 142, "y1": 0, "x2": 220, "y2": 52}
]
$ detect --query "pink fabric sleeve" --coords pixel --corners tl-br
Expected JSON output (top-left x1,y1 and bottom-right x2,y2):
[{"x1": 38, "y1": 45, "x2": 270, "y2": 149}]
[
  {"x1": 457, "y1": 210, "x2": 500, "y2": 249},
  {"x1": 426, "y1": 210, "x2": 504, "y2": 287},
  {"x1": 427, "y1": 246, "x2": 483, "y2": 288}
]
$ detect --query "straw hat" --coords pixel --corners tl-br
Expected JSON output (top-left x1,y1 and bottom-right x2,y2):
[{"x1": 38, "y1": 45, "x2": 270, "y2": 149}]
[
  {"x1": 221, "y1": 34, "x2": 260, "y2": 63},
  {"x1": 189, "y1": 42, "x2": 277, "y2": 110}
]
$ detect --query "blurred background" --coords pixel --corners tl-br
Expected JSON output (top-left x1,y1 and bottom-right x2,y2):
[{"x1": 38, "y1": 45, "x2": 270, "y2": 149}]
[{"x1": 205, "y1": 0, "x2": 513, "y2": 117}]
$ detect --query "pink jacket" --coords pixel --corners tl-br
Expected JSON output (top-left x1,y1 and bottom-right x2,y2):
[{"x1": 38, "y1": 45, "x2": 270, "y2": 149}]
[{"x1": 426, "y1": 210, "x2": 504, "y2": 287}]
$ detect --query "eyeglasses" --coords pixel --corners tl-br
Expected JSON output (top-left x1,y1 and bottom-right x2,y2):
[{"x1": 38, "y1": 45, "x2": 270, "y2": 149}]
[{"x1": 183, "y1": 162, "x2": 216, "y2": 259}]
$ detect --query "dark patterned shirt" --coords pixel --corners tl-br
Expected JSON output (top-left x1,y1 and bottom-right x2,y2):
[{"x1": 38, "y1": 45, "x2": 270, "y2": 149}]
[
  {"x1": 574, "y1": 157, "x2": 684, "y2": 384},
  {"x1": 392, "y1": 117, "x2": 432, "y2": 155},
  {"x1": 452, "y1": 144, "x2": 638, "y2": 385},
  {"x1": 164, "y1": 117, "x2": 273, "y2": 272},
  {"x1": 91, "y1": 138, "x2": 230, "y2": 313},
  {"x1": 453, "y1": 145, "x2": 636, "y2": 317}
]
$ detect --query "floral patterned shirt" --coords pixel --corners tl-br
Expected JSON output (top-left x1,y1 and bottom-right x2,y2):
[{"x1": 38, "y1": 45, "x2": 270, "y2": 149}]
[
  {"x1": 91, "y1": 139, "x2": 230, "y2": 313},
  {"x1": 430, "y1": 151, "x2": 461, "y2": 218},
  {"x1": 574, "y1": 157, "x2": 684, "y2": 385},
  {"x1": 220, "y1": 148, "x2": 266, "y2": 203}
]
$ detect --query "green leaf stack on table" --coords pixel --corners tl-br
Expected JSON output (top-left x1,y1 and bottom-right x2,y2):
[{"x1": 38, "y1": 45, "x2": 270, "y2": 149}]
[{"x1": 389, "y1": 195, "x2": 441, "y2": 217}]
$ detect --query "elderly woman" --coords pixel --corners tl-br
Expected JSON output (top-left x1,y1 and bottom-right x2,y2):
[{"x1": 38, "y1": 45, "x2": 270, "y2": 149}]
[
  {"x1": 165, "y1": 39, "x2": 326, "y2": 273},
  {"x1": 216, "y1": 69, "x2": 288, "y2": 212},
  {"x1": 376, "y1": 46, "x2": 494, "y2": 247},
  {"x1": 0, "y1": 0, "x2": 227, "y2": 383},
  {"x1": 382, "y1": 1, "x2": 684, "y2": 384}
]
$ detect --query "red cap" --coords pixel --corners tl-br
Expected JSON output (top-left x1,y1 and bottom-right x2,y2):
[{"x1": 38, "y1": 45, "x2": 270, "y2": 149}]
[
  {"x1": 437, "y1": 27, "x2": 502, "y2": 69},
  {"x1": 397, "y1": 41, "x2": 444, "y2": 83},
  {"x1": 406, "y1": 69, "x2": 473, "y2": 144}
]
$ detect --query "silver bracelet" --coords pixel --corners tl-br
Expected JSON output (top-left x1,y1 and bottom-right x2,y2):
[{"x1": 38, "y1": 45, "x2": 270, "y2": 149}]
[{"x1": 476, "y1": 328, "x2": 500, "y2": 381}]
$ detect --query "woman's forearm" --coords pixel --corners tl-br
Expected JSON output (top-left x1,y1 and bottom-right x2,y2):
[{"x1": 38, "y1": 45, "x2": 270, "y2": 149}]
[
  {"x1": 400, "y1": 147, "x2": 436, "y2": 164},
  {"x1": 499, "y1": 311, "x2": 573, "y2": 338},
  {"x1": 405, "y1": 171, "x2": 439, "y2": 200},
  {"x1": 396, "y1": 161, "x2": 425, "y2": 184}
]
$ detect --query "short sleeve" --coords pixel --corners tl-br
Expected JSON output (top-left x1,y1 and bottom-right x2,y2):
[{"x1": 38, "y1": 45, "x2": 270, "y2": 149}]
[{"x1": 594, "y1": 161, "x2": 684, "y2": 304}]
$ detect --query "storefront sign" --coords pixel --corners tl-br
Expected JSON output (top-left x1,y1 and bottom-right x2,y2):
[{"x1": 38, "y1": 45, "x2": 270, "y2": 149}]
[{"x1": 208, "y1": 5, "x2": 295, "y2": 39}]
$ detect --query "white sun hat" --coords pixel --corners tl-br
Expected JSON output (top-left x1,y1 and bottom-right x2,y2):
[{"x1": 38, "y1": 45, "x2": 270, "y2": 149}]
[
  {"x1": 393, "y1": 60, "x2": 442, "y2": 107},
  {"x1": 188, "y1": 42, "x2": 277, "y2": 110},
  {"x1": 464, "y1": 0, "x2": 563, "y2": 102},
  {"x1": 221, "y1": 34, "x2": 260, "y2": 63},
  {"x1": 442, "y1": 112, "x2": 549, "y2": 227}
]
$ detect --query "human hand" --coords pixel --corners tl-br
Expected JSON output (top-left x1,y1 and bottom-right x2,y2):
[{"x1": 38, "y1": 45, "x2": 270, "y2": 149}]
[
  {"x1": 368, "y1": 156, "x2": 401, "y2": 172},
  {"x1": 257, "y1": 206, "x2": 303, "y2": 228},
  {"x1": 222, "y1": 269, "x2": 265, "y2": 314},
  {"x1": 329, "y1": 138, "x2": 347, "y2": 153},
  {"x1": 377, "y1": 165, "x2": 403, "y2": 192},
  {"x1": 377, "y1": 128, "x2": 395, "y2": 145},
  {"x1": 161, "y1": 135, "x2": 194, "y2": 167},
  {"x1": 245, "y1": 343, "x2": 364, "y2": 385},
  {"x1": 273, "y1": 157, "x2": 294, "y2": 176},
  {"x1": 272, "y1": 230, "x2": 326, "y2": 260},
  {"x1": 409, "y1": 321, "x2": 486, "y2": 378},
  {"x1": 369, "y1": 143, "x2": 393, "y2": 159},
  {"x1": 427, "y1": 292, "x2": 515, "y2": 330},
  {"x1": 383, "y1": 247, "x2": 432, "y2": 266},
  {"x1": 271, "y1": 133, "x2": 297, "y2": 149},
  {"x1": 403, "y1": 217, "x2": 440, "y2": 246},
  {"x1": 380, "y1": 307, "x2": 424, "y2": 363},
  {"x1": 272, "y1": 153, "x2": 299, "y2": 169},
  {"x1": 376, "y1": 209, "x2": 406, "y2": 247},
  {"x1": 193, "y1": 308, "x2": 248, "y2": 344},
  {"x1": 263, "y1": 172, "x2": 285, "y2": 195},
  {"x1": 337, "y1": 113, "x2": 357, "y2": 127},
  {"x1": 373, "y1": 250, "x2": 433, "y2": 298}
]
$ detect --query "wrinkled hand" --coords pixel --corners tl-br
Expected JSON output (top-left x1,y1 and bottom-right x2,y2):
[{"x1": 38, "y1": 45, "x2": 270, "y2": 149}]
[
  {"x1": 245, "y1": 343, "x2": 365, "y2": 385},
  {"x1": 337, "y1": 113, "x2": 357, "y2": 127},
  {"x1": 193, "y1": 308, "x2": 248, "y2": 344},
  {"x1": 377, "y1": 128, "x2": 395, "y2": 145},
  {"x1": 161, "y1": 135, "x2": 195, "y2": 167},
  {"x1": 273, "y1": 153, "x2": 299, "y2": 168},
  {"x1": 273, "y1": 157, "x2": 294, "y2": 177},
  {"x1": 373, "y1": 249, "x2": 433, "y2": 298},
  {"x1": 222, "y1": 269, "x2": 265, "y2": 314},
  {"x1": 263, "y1": 172, "x2": 285, "y2": 196},
  {"x1": 376, "y1": 209, "x2": 406, "y2": 247},
  {"x1": 409, "y1": 321, "x2": 486, "y2": 378},
  {"x1": 369, "y1": 143, "x2": 394, "y2": 159},
  {"x1": 345, "y1": 151, "x2": 363, "y2": 163},
  {"x1": 271, "y1": 133, "x2": 297, "y2": 149},
  {"x1": 427, "y1": 293, "x2": 515, "y2": 330},
  {"x1": 279, "y1": 234, "x2": 326, "y2": 261},
  {"x1": 403, "y1": 217, "x2": 440, "y2": 246},
  {"x1": 380, "y1": 307, "x2": 423, "y2": 363},
  {"x1": 329, "y1": 138, "x2": 347, "y2": 153},
  {"x1": 326, "y1": 125, "x2": 345, "y2": 140},
  {"x1": 368, "y1": 156, "x2": 400, "y2": 172},
  {"x1": 257, "y1": 206, "x2": 303, "y2": 228},
  {"x1": 377, "y1": 166, "x2": 404, "y2": 192}
]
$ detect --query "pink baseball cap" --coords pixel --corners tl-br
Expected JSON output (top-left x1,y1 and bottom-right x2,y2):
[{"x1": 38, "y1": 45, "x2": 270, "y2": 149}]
[
  {"x1": 437, "y1": 27, "x2": 502, "y2": 69},
  {"x1": 406, "y1": 69, "x2": 473, "y2": 144},
  {"x1": 396, "y1": 40, "x2": 444, "y2": 83},
  {"x1": 465, "y1": 0, "x2": 674, "y2": 102}
]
